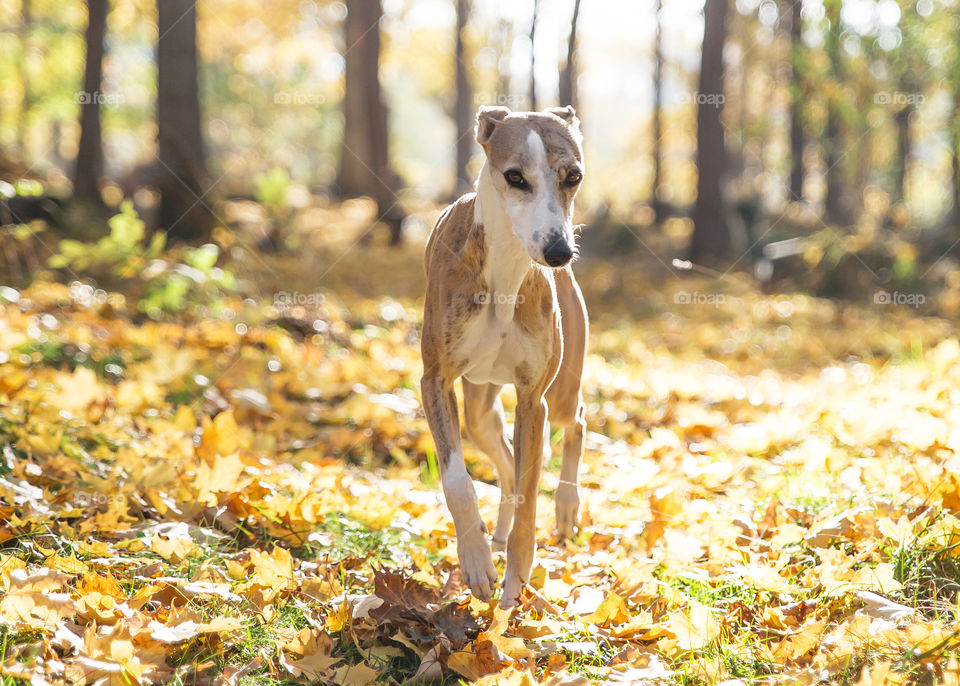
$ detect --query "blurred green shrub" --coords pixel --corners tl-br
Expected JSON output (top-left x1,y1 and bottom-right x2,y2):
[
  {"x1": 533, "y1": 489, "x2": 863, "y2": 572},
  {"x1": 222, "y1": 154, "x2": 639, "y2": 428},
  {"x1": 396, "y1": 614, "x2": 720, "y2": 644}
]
[
  {"x1": 254, "y1": 167, "x2": 291, "y2": 210},
  {"x1": 138, "y1": 243, "x2": 237, "y2": 319},
  {"x1": 48, "y1": 201, "x2": 236, "y2": 318},
  {"x1": 49, "y1": 200, "x2": 164, "y2": 274}
]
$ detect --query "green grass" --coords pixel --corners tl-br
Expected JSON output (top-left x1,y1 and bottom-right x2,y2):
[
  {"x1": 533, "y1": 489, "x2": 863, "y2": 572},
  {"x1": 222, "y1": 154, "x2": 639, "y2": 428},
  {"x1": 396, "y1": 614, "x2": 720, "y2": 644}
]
[
  {"x1": 658, "y1": 569, "x2": 763, "y2": 611},
  {"x1": 304, "y1": 512, "x2": 408, "y2": 564},
  {"x1": 654, "y1": 571, "x2": 779, "y2": 684},
  {"x1": 891, "y1": 517, "x2": 960, "y2": 619},
  {"x1": 719, "y1": 640, "x2": 778, "y2": 681},
  {"x1": 0, "y1": 627, "x2": 45, "y2": 684},
  {"x1": 12, "y1": 339, "x2": 125, "y2": 379},
  {"x1": 553, "y1": 625, "x2": 617, "y2": 681},
  {"x1": 420, "y1": 448, "x2": 440, "y2": 487}
]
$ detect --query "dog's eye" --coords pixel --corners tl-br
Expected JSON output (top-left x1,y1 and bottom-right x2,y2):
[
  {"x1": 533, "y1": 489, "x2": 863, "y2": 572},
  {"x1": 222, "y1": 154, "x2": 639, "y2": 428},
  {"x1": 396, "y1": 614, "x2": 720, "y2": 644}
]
[
  {"x1": 565, "y1": 171, "x2": 583, "y2": 187},
  {"x1": 504, "y1": 170, "x2": 528, "y2": 189}
]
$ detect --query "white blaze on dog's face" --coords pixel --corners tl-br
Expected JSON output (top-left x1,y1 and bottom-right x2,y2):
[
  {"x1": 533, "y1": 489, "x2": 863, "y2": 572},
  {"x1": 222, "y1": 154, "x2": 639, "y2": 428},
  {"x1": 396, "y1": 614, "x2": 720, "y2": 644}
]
[{"x1": 476, "y1": 106, "x2": 584, "y2": 268}]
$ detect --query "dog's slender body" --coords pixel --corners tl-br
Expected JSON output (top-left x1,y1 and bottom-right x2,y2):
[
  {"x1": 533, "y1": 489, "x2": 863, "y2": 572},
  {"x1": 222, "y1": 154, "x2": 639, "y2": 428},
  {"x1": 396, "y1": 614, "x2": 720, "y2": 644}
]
[{"x1": 421, "y1": 106, "x2": 588, "y2": 606}]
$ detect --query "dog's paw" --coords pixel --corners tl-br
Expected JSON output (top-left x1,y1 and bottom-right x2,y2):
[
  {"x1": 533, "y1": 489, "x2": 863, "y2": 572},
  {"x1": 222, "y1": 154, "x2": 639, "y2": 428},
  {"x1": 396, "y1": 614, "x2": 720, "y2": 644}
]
[
  {"x1": 555, "y1": 482, "x2": 580, "y2": 539},
  {"x1": 499, "y1": 568, "x2": 526, "y2": 609},
  {"x1": 458, "y1": 537, "x2": 497, "y2": 600}
]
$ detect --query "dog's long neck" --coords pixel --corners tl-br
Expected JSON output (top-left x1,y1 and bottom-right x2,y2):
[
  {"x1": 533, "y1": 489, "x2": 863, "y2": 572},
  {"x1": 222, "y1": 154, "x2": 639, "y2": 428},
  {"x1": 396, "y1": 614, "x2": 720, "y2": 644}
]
[{"x1": 474, "y1": 162, "x2": 536, "y2": 325}]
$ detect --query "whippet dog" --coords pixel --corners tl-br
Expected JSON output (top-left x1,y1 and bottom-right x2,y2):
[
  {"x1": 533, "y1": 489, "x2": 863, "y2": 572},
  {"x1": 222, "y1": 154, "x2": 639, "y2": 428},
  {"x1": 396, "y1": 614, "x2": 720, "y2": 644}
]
[{"x1": 421, "y1": 106, "x2": 588, "y2": 607}]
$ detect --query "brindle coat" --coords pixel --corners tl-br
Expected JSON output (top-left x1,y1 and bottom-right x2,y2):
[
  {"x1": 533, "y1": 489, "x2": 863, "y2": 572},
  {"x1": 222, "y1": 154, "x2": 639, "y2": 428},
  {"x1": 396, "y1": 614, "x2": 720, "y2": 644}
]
[{"x1": 421, "y1": 106, "x2": 588, "y2": 606}]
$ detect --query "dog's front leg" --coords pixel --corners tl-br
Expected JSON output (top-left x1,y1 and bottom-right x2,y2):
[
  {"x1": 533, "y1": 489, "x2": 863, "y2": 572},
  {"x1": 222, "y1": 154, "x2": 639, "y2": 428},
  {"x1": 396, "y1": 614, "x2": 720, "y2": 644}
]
[
  {"x1": 555, "y1": 402, "x2": 585, "y2": 538},
  {"x1": 421, "y1": 375, "x2": 498, "y2": 600},
  {"x1": 500, "y1": 394, "x2": 548, "y2": 607}
]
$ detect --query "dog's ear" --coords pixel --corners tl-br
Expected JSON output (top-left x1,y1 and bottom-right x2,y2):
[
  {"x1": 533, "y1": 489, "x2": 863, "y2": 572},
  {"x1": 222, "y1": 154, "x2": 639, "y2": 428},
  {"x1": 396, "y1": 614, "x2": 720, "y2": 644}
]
[
  {"x1": 546, "y1": 106, "x2": 581, "y2": 134},
  {"x1": 476, "y1": 106, "x2": 510, "y2": 145}
]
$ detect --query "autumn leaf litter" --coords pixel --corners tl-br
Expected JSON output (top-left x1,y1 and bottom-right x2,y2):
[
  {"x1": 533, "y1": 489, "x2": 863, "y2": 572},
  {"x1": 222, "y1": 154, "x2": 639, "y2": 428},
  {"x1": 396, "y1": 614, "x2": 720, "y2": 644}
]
[{"x1": 2, "y1": 253, "x2": 960, "y2": 684}]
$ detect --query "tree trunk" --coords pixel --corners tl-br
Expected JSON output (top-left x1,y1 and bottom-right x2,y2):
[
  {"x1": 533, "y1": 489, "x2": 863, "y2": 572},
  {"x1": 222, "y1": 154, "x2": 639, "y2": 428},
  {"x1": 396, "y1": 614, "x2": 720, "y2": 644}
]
[
  {"x1": 73, "y1": 0, "x2": 107, "y2": 204},
  {"x1": 495, "y1": 18, "x2": 512, "y2": 99},
  {"x1": 788, "y1": 0, "x2": 804, "y2": 202},
  {"x1": 823, "y1": 108, "x2": 851, "y2": 223},
  {"x1": 852, "y1": 77, "x2": 873, "y2": 215},
  {"x1": 690, "y1": 0, "x2": 730, "y2": 263},
  {"x1": 157, "y1": 0, "x2": 211, "y2": 240},
  {"x1": 558, "y1": 0, "x2": 581, "y2": 110},
  {"x1": 894, "y1": 104, "x2": 911, "y2": 205},
  {"x1": 528, "y1": 0, "x2": 538, "y2": 111},
  {"x1": 954, "y1": 131, "x2": 960, "y2": 222},
  {"x1": 953, "y1": 140, "x2": 960, "y2": 226},
  {"x1": 950, "y1": 106, "x2": 960, "y2": 226},
  {"x1": 728, "y1": 8, "x2": 747, "y2": 184},
  {"x1": 51, "y1": 120, "x2": 65, "y2": 170},
  {"x1": 652, "y1": 0, "x2": 664, "y2": 220},
  {"x1": 454, "y1": 0, "x2": 473, "y2": 196},
  {"x1": 338, "y1": 0, "x2": 383, "y2": 199},
  {"x1": 822, "y1": 0, "x2": 852, "y2": 224},
  {"x1": 17, "y1": 0, "x2": 31, "y2": 159},
  {"x1": 338, "y1": 0, "x2": 404, "y2": 244}
]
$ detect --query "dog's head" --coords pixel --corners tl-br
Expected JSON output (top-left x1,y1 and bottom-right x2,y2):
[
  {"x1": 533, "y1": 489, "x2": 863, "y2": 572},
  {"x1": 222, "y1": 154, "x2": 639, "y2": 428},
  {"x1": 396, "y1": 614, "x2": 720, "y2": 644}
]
[{"x1": 476, "y1": 105, "x2": 584, "y2": 268}]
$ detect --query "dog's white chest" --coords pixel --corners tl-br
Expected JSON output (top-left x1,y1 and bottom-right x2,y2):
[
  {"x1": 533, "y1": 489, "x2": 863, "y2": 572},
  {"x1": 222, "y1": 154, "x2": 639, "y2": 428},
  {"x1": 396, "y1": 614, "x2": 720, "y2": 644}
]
[{"x1": 457, "y1": 308, "x2": 542, "y2": 386}]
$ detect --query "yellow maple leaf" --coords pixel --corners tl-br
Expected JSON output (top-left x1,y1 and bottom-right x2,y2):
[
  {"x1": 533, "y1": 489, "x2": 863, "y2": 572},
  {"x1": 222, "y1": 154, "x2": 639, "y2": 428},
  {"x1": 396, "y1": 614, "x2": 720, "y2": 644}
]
[
  {"x1": 583, "y1": 591, "x2": 629, "y2": 626},
  {"x1": 474, "y1": 666, "x2": 539, "y2": 686},
  {"x1": 249, "y1": 546, "x2": 294, "y2": 589},
  {"x1": 279, "y1": 629, "x2": 340, "y2": 681},
  {"x1": 173, "y1": 404, "x2": 197, "y2": 433},
  {"x1": 151, "y1": 535, "x2": 198, "y2": 563},
  {"x1": 0, "y1": 554, "x2": 27, "y2": 591},
  {"x1": 197, "y1": 411, "x2": 240, "y2": 463},
  {"x1": 485, "y1": 606, "x2": 533, "y2": 660},
  {"x1": 55, "y1": 367, "x2": 105, "y2": 413},
  {"x1": 75, "y1": 592, "x2": 121, "y2": 624},
  {"x1": 325, "y1": 599, "x2": 351, "y2": 633},
  {"x1": 46, "y1": 552, "x2": 88, "y2": 574},
  {"x1": 773, "y1": 620, "x2": 826, "y2": 662},
  {"x1": 0, "y1": 569, "x2": 75, "y2": 630},
  {"x1": 851, "y1": 563, "x2": 902, "y2": 594},
  {"x1": 332, "y1": 662, "x2": 381, "y2": 686},
  {"x1": 194, "y1": 451, "x2": 247, "y2": 505},
  {"x1": 665, "y1": 602, "x2": 720, "y2": 652}
]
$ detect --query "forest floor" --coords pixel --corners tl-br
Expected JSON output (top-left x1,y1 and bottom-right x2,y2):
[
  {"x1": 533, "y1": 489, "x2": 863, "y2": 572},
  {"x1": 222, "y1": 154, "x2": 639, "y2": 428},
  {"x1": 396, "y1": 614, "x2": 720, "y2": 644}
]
[{"x1": 3, "y1": 208, "x2": 960, "y2": 685}]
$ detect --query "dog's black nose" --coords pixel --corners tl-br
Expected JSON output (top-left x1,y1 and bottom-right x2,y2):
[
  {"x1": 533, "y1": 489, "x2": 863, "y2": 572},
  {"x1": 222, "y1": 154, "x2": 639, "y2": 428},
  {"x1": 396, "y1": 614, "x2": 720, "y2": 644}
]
[{"x1": 543, "y1": 241, "x2": 573, "y2": 267}]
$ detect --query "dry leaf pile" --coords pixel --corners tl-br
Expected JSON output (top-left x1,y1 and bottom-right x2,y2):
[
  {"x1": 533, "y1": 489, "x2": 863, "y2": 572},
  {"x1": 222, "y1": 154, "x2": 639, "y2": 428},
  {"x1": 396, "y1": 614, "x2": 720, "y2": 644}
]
[{"x1": 2, "y1": 252, "x2": 960, "y2": 684}]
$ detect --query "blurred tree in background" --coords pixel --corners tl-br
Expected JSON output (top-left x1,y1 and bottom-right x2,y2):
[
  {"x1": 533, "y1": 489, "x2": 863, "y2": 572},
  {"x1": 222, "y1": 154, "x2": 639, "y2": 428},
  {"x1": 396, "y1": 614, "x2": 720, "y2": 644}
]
[
  {"x1": 453, "y1": 0, "x2": 472, "y2": 196},
  {"x1": 651, "y1": 0, "x2": 665, "y2": 222},
  {"x1": 72, "y1": 0, "x2": 105, "y2": 205},
  {"x1": 337, "y1": 0, "x2": 404, "y2": 245},
  {"x1": 157, "y1": 0, "x2": 211, "y2": 240},
  {"x1": 557, "y1": 0, "x2": 581, "y2": 113},
  {"x1": 787, "y1": 0, "x2": 804, "y2": 203},
  {"x1": 2, "y1": 0, "x2": 960, "y2": 288},
  {"x1": 690, "y1": 0, "x2": 729, "y2": 263}
]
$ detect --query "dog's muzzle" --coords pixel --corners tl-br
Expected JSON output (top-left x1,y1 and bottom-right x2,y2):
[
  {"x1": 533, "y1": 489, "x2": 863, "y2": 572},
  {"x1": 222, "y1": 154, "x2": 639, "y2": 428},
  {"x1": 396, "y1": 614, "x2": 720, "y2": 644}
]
[{"x1": 543, "y1": 239, "x2": 574, "y2": 268}]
